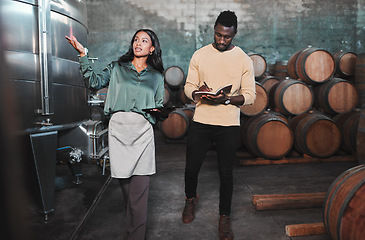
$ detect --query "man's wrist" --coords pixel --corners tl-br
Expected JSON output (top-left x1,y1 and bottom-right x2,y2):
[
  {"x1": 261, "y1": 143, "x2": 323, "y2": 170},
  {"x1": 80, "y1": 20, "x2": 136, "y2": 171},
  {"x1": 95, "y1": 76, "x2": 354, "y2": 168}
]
[
  {"x1": 223, "y1": 96, "x2": 231, "y2": 105},
  {"x1": 192, "y1": 90, "x2": 198, "y2": 100}
]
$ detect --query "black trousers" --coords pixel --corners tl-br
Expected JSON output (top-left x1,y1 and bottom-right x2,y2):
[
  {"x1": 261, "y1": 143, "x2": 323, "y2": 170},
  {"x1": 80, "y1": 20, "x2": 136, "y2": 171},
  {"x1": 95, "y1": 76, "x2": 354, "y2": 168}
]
[
  {"x1": 184, "y1": 121, "x2": 239, "y2": 216},
  {"x1": 118, "y1": 176, "x2": 149, "y2": 240}
]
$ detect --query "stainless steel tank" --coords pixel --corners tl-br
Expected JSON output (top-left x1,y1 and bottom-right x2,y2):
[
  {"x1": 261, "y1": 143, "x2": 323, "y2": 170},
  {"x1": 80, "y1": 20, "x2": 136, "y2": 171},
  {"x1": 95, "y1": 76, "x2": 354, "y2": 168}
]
[
  {"x1": 0, "y1": 0, "x2": 99, "y2": 220},
  {"x1": 2, "y1": 0, "x2": 89, "y2": 130}
]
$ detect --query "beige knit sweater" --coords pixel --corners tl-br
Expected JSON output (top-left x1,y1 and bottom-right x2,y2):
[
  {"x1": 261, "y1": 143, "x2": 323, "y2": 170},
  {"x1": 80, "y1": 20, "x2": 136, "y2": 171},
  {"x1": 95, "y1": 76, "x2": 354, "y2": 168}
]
[{"x1": 184, "y1": 44, "x2": 256, "y2": 126}]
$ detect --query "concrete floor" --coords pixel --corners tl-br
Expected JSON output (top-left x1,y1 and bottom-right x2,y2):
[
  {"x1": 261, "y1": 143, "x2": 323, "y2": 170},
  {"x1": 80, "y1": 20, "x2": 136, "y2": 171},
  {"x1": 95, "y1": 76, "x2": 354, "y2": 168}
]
[{"x1": 25, "y1": 129, "x2": 358, "y2": 240}]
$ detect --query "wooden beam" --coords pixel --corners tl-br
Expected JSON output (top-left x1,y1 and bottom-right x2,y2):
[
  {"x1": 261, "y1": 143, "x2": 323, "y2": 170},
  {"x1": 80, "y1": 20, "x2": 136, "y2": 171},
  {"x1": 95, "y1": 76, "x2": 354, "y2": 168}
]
[
  {"x1": 285, "y1": 223, "x2": 326, "y2": 237},
  {"x1": 239, "y1": 154, "x2": 356, "y2": 166},
  {"x1": 252, "y1": 192, "x2": 327, "y2": 211}
]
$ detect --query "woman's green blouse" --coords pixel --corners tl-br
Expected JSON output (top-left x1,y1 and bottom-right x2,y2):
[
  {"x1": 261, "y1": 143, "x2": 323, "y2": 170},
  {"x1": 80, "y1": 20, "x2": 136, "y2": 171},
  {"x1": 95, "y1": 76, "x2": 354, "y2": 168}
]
[{"x1": 79, "y1": 56, "x2": 165, "y2": 124}]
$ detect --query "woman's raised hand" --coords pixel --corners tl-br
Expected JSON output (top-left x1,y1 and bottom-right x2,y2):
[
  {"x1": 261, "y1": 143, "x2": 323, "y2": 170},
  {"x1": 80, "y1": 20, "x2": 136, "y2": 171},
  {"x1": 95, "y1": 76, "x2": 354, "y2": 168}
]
[{"x1": 65, "y1": 35, "x2": 86, "y2": 57}]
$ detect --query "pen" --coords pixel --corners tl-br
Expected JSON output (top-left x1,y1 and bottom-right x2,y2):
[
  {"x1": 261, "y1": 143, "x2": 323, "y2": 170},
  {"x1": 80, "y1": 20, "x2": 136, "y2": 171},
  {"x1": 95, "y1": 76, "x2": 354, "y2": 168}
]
[{"x1": 203, "y1": 81, "x2": 209, "y2": 88}]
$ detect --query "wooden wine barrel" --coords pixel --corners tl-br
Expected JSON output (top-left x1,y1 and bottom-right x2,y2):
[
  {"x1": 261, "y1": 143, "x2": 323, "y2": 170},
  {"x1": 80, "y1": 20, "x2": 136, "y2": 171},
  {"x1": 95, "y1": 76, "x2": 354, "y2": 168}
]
[
  {"x1": 164, "y1": 84, "x2": 172, "y2": 106},
  {"x1": 358, "y1": 104, "x2": 365, "y2": 164},
  {"x1": 296, "y1": 47, "x2": 335, "y2": 84},
  {"x1": 159, "y1": 109, "x2": 190, "y2": 140},
  {"x1": 242, "y1": 112, "x2": 293, "y2": 159},
  {"x1": 268, "y1": 64, "x2": 276, "y2": 76},
  {"x1": 268, "y1": 81, "x2": 280, "y2": 109},
  {"x1": 323, "y1": 164, "x2": 365, "y2": 240},
  {"x1": 164, "y1": 66, "x2": 185, "y2": 89},
  {"x1": 334, "y1": 51, "x2": 357, "y2": 79},
  {"x1": 333, "y1": 110, "x2": 360, "y2": 154},
  {"x1": 178, "y1": 86, "x2": 193, "y2": 105},
  {"x1": 354, "y1": 53, "x2": 365, "y2": 107},
  {"x1": 274, "y1": 60, "x2": 288, "y2": 79},
  {"x1": 259, "y1": 75, "x2": 281, "y2": 95},
  {"x1": 289, "y1": 111, "x2": 341, "y2": 158},
  {"x1": 313, "y1": 78, "x2": 359, "y2": 115},
  {"x1": 249, "y1": 53, "x2": 267, "y2": 79},
  {"x1": 181, "y1": 106, "x2": 194, "y2": 120},
  {"x1": 240, "y1": 82, "x2": 268, "y2": 117},
  {"x1": 287, "y1": 49, "x2": 303, "y2": 79},
  {"x1": 287, "y1": 47, "x2": 335, "y2": 84},
  {"x1": 271, "y1": 78, "x2": 313, "y2": 116}
]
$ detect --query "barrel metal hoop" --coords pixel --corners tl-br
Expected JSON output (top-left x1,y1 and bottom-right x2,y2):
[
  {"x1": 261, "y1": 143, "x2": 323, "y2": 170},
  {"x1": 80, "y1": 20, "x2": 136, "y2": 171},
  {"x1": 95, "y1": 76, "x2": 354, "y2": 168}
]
[
  {"x1": 250, "y1": 116, "x2": 270, "y2": 157},
  {"x1": 251, "y1": 116, "x2": 285, "y2": 158},
  {"x1": 278, "y1": 80, "x2": 295, "y2": 115},
  {"x1": 278, "y1": 80, "x2": 302, "y2": 115},
  {"x1": 297, "y1": 114, "x2": 327, "y2": 155},
  {"x1": 336, "y1": 175, "x2": 365, "y2": 240},
  {"x1": 323, "y1": 165, "x2": 365, "y2": 235},
  {"x1": 299, "y1": 48, "x2": 319, "y2": 83},
  {"x1": 323, "y1": 80, "x2": 340, "y2": 112}
]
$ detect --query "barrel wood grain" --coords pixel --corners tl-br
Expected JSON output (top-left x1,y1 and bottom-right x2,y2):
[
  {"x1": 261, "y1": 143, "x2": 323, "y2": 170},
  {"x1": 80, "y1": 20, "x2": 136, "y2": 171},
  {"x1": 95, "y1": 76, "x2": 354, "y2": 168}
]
[
  {"x1": 323, "y1": 164, "x2": 365, "y2": 240},
  {"x1": 334, "y1": 51, "x2": 357, "y2": 79},
  {"x1": 240, "y1": 82, "x2": 268, "y2": 117},
  {"x1": 289, "y1": 111, "x2": 341, "y2": 158},
  {"x1": 314, "y1": 78, "x2": 358, "y2": 115}
]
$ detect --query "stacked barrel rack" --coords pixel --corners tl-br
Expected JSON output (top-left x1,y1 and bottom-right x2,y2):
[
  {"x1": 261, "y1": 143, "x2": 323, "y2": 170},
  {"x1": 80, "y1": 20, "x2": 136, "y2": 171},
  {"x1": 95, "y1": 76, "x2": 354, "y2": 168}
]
[
  {"x1": 238, "y1": 48, "x2": 361, "y2": 162},
  {"x1": 160, "y1": 47, "x2": 363, "y2": 164},
  {"x1": 158, "y1": 66, "x2": 196, "y2": 141},
  {"x1": 246, "y1": 48, "x2": 365, "y2": 240},
  {"x1": 159, "y1": 48, "x2": 365, "y2": 240}
]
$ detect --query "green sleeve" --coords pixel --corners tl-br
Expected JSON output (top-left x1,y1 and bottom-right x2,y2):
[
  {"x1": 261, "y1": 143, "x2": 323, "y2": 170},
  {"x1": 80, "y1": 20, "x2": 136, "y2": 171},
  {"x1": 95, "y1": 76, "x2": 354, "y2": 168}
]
[
  {"x1": 79, "y1": 56, "x2": 112, "y2": 90},
  {"x1": 155, "y1": 76, "x2": 165, "y2": 108}
]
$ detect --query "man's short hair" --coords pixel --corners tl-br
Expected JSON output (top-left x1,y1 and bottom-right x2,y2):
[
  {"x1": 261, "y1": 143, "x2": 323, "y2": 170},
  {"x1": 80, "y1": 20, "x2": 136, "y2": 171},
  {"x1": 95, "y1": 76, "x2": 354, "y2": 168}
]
[{"x1": 214, "y1": 10, "x2": 237, "y2": 33}]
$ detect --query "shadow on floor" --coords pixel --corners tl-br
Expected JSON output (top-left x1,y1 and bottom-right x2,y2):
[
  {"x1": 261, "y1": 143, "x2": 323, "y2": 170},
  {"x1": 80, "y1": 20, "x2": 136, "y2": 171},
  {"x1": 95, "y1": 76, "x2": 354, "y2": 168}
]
[{"x1": 23, "y1": 130, "x2": 358, "y2": 240}]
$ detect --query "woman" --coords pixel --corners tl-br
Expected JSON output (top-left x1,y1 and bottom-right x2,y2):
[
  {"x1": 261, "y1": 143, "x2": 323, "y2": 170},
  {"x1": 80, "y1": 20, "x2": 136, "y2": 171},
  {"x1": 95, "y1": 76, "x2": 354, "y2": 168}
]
[{"x1": 66, "y1": 29, "x2": 165, "y2": 240}]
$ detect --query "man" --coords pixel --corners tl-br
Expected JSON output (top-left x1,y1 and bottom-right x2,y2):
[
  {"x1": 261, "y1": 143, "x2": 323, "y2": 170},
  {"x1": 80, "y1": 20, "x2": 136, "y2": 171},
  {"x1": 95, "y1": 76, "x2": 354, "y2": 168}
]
[{"x1": 182, "y1": 10, "x2": 256, "y2": 240}]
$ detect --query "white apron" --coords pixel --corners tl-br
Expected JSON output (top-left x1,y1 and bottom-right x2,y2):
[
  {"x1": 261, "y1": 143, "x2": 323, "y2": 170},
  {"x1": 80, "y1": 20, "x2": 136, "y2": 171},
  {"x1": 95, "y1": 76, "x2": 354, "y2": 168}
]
[{"x1": 108, "y1": 111, "x2": 155, "y2": 178}]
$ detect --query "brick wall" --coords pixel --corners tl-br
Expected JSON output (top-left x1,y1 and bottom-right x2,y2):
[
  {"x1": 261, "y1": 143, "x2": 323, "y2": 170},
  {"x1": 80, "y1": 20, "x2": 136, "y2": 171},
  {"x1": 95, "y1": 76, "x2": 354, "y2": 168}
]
[{"x1": 85, "y1": 0, "x2": 364, "y2": 75}]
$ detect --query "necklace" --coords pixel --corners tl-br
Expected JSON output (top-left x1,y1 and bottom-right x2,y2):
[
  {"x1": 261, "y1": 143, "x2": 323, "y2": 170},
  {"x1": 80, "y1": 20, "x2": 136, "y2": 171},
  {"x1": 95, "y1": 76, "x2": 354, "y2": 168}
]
[{"x1": 132, "y1": 61, "x2": 147, "y2": 69}]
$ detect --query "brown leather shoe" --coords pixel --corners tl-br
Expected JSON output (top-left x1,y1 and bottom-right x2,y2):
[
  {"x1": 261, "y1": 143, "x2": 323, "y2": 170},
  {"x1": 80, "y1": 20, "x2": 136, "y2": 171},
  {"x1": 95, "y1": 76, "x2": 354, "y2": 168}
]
[
  {"x1": 219, "y1": 215, "x2": 234, "y2": 240},
  {"x1": 182, "y1": 194, "x2": 199, "y2": 223}
]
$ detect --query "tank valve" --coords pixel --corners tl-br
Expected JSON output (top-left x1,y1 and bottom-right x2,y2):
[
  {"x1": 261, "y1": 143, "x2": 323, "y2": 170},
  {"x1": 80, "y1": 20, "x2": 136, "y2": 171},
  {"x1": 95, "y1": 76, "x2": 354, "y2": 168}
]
[
  {"x1": 36, "y1": 118, "x2": 53, "y2": 126},
  {"x1": 69, "y1": 148, "x2": 83, "y2": 184},
  {"x1": 69, "y1": 148, "x2": 83, "y2": 163}
]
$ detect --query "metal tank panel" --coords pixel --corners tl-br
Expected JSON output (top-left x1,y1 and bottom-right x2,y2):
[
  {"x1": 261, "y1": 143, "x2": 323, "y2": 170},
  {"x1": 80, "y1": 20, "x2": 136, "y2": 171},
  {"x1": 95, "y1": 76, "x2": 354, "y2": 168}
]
[
  {"x1": 51, "y1": 11, "x2": 86, "y2": 85},
  {"x1": 2, "y1": 0, "x2": 89, "y2": 131},
  {"x1": 1, "y1": 0, "x2": 39, "y2": 53},
  {"x1": 0, "y1": 0, "x2": 99, "y2": 219},
  {"x1": 51, "y1": 0, "x2": 88, "y2": 29}
]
